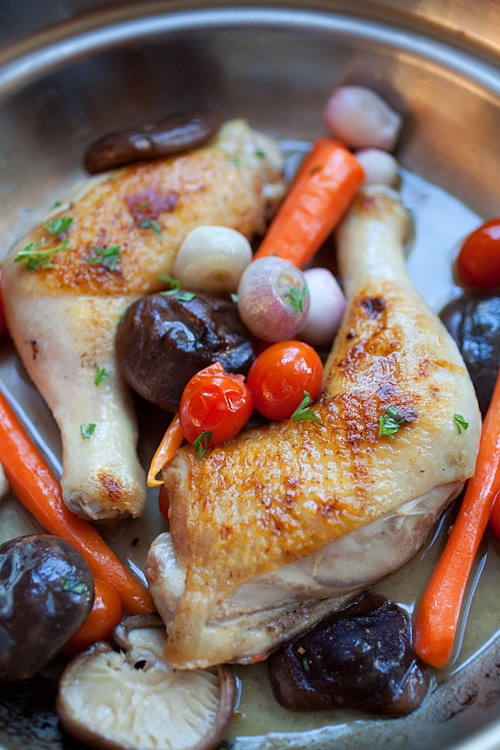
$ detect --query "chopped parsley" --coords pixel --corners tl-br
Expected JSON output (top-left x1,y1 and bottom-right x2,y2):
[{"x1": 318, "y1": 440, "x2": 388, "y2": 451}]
[
  {"x1": 158, "y1": 274, "x2": 196, "y2": 301},
  {"x1": 287, "y1": 284, "x2": 308, "y2": 313},
  {"x1": 140, "y1": 219, "x2": 162, "y2": 236},
  {"x1": 85, "y1": 244, "x2": 121, "y2": 271},
  {"x1": 94, "y1": 366, "x2": 109, "y2": 386},
  {"x1": 453, "y1": 413, "x2": 469, "y2": 434},
  {"x1": 193, "y1": 431, "x2": 212, "y2": 460},
  {"x1": 42, "y1": 216, "x2": 73, "y2": 236},
  {"x1": 61, "y1": 577, "x2": 89, "y2": 594},
  {"x1": 80, "y1": 423, "x2": 96, "y2": 439},
  {"x1": 378, "y1": 405, "x2": 406, "y2": 439},
  {"x1": 292, "y1": 392, "x2": 323, "y2": 426},
  {"x1": 15, "y1": 239, "x2": 70, "y2": 270}
]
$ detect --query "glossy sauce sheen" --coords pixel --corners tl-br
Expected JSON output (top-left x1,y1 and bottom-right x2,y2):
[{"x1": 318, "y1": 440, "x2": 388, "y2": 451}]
[{"x1": 0, "y1": 163, "x2": 498, "y2": 744}]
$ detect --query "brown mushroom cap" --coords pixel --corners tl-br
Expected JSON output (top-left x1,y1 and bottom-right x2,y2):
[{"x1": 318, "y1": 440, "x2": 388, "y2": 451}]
[{"x1": 56, "y1": 614, "x2": 236, "y2": 750}]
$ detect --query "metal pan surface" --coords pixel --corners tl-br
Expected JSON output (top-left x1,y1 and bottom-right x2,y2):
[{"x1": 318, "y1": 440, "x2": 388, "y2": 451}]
[{"x1": 0, "y1": 2, "x2": 499, "y2": 749}]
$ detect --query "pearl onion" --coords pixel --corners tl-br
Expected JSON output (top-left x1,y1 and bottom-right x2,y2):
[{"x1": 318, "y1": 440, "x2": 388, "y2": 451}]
[{"x1": 173, "y1": 225, "x2": 252, "y2": 293}]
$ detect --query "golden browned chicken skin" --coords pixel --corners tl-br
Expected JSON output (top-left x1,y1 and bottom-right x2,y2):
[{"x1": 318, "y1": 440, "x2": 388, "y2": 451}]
[
  {"x1": 146, "y1": 186, "x2": 481, "y2": 669},
  {"x1": 1, "y1": 120, "x2": 285, "y2": 522}
]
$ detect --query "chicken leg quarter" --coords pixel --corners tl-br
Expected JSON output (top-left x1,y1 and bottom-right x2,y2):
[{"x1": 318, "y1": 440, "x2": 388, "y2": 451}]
[
  {"x1": 1, "y1": 120, "x2": 284, "y2": 523},
  {"x1": 146, "y1": 185, "x2": 481, "y2": 669}
]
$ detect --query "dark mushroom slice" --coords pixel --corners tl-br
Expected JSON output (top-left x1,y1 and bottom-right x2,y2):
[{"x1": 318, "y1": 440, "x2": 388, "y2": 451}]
[
  {"x1": 56, "y1": 614, "x2": 237, "y2": 750},
  {"x1": 116, "y1": 291, "x2": 255, "y2": 412},
  {"x1": 267, "y1": 592, "x2": 431, "y2": 718},
  {"x1": 440, "y1": 292, "x2": 500, "y2": 416},
  {"x1": 84, "y1": 111, "x2": 221, "y2": 173},
  {"x1": 0, "y1": 534, "x2": 94, "y2": 682}
]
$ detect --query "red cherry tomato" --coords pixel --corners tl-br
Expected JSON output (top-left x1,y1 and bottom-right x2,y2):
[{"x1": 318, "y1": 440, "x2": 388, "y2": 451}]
[
  {"x1": 246, "y1": 340, "x2": 323, "y2": 421},
  {"x1": 490, "y1": 491, "x2": 500, "y2": 543},
  {"x1": 456, "y1": 218, "x2": 500, "y2": 288},
  {"x1": 179, "y1": 361, "x2": 253, "y2": 448},
  {"x1": 64, "y1": 578, "x2": 122, "y2": 654},
  {"x1": 158, "y1": 484, "x2": 170, "y2": 522}
]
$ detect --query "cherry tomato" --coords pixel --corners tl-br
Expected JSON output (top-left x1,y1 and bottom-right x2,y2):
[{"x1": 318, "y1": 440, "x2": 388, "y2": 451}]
[
  {"x1": 158, "y1": 484, "x2": 170, "y2": 522},
  {"x1": 490, "y1": 491, "x2": 500, "y2": 543},
  {"x1": 246, "y1": 340, "x2": 323, "y2": 421},
  {"x1": 456, "y1": 218, "x2": 500, "y2": 288},
  {"x1": 64, "y1": 578, "x2": 122, "y2": 654},
  {"x1": 179, "y1": 361, "x2": 254, "y2": 448}
]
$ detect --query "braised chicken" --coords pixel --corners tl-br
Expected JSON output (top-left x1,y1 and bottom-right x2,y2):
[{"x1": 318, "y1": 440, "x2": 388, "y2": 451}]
[
  {"x1": 146, "y1": 185, "x2": 481, "y2": 669},
  {"x1": 1, "y1": 120, "x2": 285, "y2": 523}
]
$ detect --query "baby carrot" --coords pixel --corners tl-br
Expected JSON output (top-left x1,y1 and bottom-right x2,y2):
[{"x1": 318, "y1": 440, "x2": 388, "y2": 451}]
[
  {"x1": 253, "y1": 137, "x2": 364, "y2": 268},
  {"x1": 147, "y1": 412, "x2": 184, "y2": 487},
  {"x1": 0, "y1": 389, "x2": 155, "y2": 615},
  {"x1": 413, "y1": 366, "x2": 500, "y2": 668}
]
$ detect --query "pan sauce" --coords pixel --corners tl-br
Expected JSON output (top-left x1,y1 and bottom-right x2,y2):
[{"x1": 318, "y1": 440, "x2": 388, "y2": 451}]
[{"x1": 1, "y1": 159, "x2": 498, "y2": 748}]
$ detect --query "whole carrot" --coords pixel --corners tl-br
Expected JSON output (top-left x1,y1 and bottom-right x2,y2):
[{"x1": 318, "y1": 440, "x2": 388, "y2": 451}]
[
  {"x1": 253, "y1": 137, "x2": 364, "y2": 268},
  {"x1": 0, "y1": 389, "x2": 155, "y2": 615},
  {"x1": 413, "y1": 366, "x2": 500, "y2": 668}
]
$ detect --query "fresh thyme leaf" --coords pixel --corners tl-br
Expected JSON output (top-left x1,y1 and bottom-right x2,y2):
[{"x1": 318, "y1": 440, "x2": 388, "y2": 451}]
[
  {"x1": 42, "y1": 216, "x2": 73, "y2": 235},
  {"x1": 302, "y1": 656, "x2": 310, "y2": 672},
  {"x1": 231, "y1": 156, "x2": 241, "y2": 167},
  {"x1": 80, "y1": 423, "x2": 96, "y2": 439},
  {"x1": 230, "y1": 293, "x2": 238, "y2": 304},
  {"x1": 85, "y1": 244, "x2": 121, "y2": 271},
  {"x1": 140, "y1": 219, "x2": 162, "y2": 236},
  {"x1": 94, "y1": 366, "x2": 109, "y2": 386},
  {"x1": 292, "y1": 391, "x2": 324, "y2": 425},
  {"x1": 61, "y1": 577, "x2": 89, "y2": 594},
  {"x1": 193, "y1": 431, "x2": 212, "y2": 460},
  {"x1": 15, "y1": 239, "x2": 70, "y2": 270},
  {"x1": 378, "y1": 405, "x2": 405, "y2": 438},
  {"x1": 453, "y1": 413, "x2": 469, "y2": 434},
  {"x1": 254, "y1": 149, "x2": 266, "y2": 158},
  {"x1": 288, "y1": 284, "x2": 308, "y2": 312}
]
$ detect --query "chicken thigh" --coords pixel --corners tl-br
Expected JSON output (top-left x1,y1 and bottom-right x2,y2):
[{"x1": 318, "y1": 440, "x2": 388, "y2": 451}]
[
  {"x1": 1, "y1": 120, "x2": 285, "y2": 523},
  {"x1": 146, "y1": 185, "x2": 481, "y2": 669}
]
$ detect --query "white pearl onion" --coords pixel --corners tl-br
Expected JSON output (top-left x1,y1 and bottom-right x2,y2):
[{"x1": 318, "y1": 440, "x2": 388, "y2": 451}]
[
  {"x1": 355, "y1": 148, "x2": 400, "y2": 187},
  {"x1": 173, "y1": 225, "x2": 252, "y2": 293},
  {"x1": 324, "y1": 85, "x2": 402, "y2": 151}
]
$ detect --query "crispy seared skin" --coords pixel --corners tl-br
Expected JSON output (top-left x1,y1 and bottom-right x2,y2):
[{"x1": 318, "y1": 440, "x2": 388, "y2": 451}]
[
  {"x1": 146, "y1": 186, "x2": 481, "y2": 669},
  {"x1": 1, "y1": 120, "x2": 285, "y2": 522}
]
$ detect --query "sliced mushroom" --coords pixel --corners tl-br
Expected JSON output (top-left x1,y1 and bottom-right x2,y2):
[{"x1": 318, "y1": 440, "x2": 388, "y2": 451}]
[{"x1": 56, "y1": 614, "x2": 237, "y2": 750}]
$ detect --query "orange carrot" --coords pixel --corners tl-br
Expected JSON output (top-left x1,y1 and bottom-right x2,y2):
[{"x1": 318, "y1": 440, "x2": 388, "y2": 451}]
[
  {"x1": 147, "y1": 412, "x2": 184, "y2": 487},
  {"x1": 0, "y1": 389, "x2": 155, "y2": 615},
  {"x1": 413, "y1": 366, "x2": 500, "y2": 668},
  {"x1": 253, "y1": 137, "x2": 364, "y2": 268}
]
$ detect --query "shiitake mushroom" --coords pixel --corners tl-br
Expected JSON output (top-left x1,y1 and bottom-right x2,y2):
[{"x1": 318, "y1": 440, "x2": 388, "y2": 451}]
[
  {"x1": 0, "y1": 534, "x2": 94, "y2": 682},
  {"x1": 57, "y1": 614, "x2": 236, "y2": 750},
  {"x1": 267, "y1": 592, "x2": 430, "y2": 718},
  {"x1": 84, "y1": 111, "x2": 220, "y2": 173},
  {"x1": 116, "y1": 291, "x2": 255, "y2": 412},
  {"x1": 440, "y1": 293, "x2": 500, "y2": 415}
]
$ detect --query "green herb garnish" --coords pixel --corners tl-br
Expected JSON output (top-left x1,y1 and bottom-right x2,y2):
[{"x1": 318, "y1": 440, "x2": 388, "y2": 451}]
[
  {"x1": 42, "y1": 216, "x2": 73, "y2": 235},
  {"x1": 378, "y1": 405, "x2": 405, "y2": 439},
  {"x1": 230, "y1": 293, "x2": 238, "y2": 304},
  {"x1": 140, "y1": 219, "x2": 162, "y2": 236},
  {"x1": 15, "y1": 239, "x2": 70, "y2": 270},
  {"x1": 287, "y1": 284, "x2": 308, "y2": 313},
  {"x1": 453, "y1": 413, "x2": 469, "y2": 434},
  {"x1": 193, "y1": 431, "x2": 212, "y2": 460},
  {"x1": 85, "y1": 244, "x2": 121, "y2": 271},
  {"x1": 158, "y1": 274, "x2": 195, "y2": 301},
  {"x1": 80, "y1": 423, "x2": 96, "y2": 439},
  {"x1": 94, "y1": 366, "x2": 109, "y2": 386},
  {"x1": 292, "y1": 392, "x2": 324, "y2": 426},
  {"x1": 61, "y1": 577, "x2": 89, "y2": 594}
]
